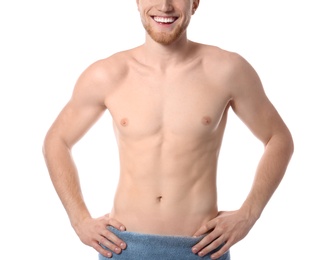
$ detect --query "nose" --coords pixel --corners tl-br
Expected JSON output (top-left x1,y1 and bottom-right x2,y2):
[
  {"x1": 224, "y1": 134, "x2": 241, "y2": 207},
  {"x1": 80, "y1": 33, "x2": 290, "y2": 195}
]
[{"x1": 157, "y1": 0, "x2": 174, "y2": 12}]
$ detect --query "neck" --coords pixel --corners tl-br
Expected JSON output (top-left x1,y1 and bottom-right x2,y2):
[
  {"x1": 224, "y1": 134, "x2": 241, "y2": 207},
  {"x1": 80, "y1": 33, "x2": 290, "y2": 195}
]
[{"x1": 140, "y1": 32, "x2": 192, "y2": 72}]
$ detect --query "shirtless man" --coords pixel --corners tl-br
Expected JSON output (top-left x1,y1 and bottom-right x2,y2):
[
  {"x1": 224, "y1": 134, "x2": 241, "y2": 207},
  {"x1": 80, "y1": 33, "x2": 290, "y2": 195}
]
[{"x1": 42, "y1": 0, "x2": 294, "y2": 259}]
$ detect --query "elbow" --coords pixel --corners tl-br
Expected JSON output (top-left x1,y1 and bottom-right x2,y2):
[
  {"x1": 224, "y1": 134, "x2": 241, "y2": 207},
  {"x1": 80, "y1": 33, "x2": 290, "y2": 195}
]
[
  {"x1": 42, "y1": 132, "x2": 52, "y2": 161},
  {"x1": 286, "y1": 130, "x2": 294, "y2": 160},
  {"x1": 275, "y1": 128, "x2": 294, "y2": 161},
  {"x1": 42, "y1": 130, "x2": 72, "y2": 159},
  {"x1": 42, "y1": 131, "x2": 64, "y2": 159},
  {"x1": 265, "y1": 128, "x2": 294, "y2": 161},
  {"x1": 282, "y1": 125, "x2": 294, "y2": 158}
]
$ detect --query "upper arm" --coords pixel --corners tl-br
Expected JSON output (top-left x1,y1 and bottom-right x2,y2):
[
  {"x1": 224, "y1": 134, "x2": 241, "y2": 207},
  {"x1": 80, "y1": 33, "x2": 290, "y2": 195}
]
[
  {"x1": 228, "y1": 53, "x2": 290, "y2": 145},
  {"x1": 46, "y1": 60, "x2": 110, "y2": 148}
]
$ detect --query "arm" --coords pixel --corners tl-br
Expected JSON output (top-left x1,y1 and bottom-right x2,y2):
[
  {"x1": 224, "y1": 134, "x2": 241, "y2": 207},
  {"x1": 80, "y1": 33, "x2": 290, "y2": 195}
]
[
  {"x1": 192, "y1": 53, "x2": 294, "y2": 259},
  {"x1": 230, "y1": 53, "x2": 294, "y2": 220},
  {"x1": 42, "y1": 60, "x2": 126, "y2": 258}
]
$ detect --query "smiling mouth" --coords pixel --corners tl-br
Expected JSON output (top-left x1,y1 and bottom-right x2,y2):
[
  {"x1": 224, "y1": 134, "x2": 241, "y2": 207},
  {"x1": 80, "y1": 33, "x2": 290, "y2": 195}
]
[{"x1": 152, "y1": 16, "x2": 178, "y2": 24}]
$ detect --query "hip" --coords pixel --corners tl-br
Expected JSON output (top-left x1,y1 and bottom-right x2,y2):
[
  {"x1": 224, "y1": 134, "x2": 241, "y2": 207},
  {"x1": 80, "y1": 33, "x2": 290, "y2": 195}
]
[{"x1": 99, "y1": 227, "x2": 230, "y2": 260}]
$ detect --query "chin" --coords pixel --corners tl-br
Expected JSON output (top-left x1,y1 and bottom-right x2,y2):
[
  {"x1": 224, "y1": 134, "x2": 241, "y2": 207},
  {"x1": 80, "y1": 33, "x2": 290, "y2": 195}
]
[{"x1": 148, "y1": 31, "x2": 184, "y2": 45}]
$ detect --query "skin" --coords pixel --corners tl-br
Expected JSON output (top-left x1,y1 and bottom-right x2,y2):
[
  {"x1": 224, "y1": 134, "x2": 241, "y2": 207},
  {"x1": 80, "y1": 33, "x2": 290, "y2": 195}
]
[{"x1": 42, "y1": 0, "x2": 294, "y2": 259}]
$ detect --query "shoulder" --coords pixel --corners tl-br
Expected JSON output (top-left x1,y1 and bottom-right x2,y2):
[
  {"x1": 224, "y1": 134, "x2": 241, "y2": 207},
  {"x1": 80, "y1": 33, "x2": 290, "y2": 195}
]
[
  {"x1": 192, "y1": 42, "x2": 258, "y2": 91},
  {"x1": 199, "y1": 43, "x2": 262, "y2": 92},
  {"x1": 73, "y1": 48, "x2": 138, "y2": 95},
  {"x1": 194, "y1": 43, "x2": 250, "y2": 74},
  {"x1": 68, "y1": 49, "x2": 138, "y2": 107},
  {"x1": 80, "y1": 51, "x2": 132, "y2": 85}
]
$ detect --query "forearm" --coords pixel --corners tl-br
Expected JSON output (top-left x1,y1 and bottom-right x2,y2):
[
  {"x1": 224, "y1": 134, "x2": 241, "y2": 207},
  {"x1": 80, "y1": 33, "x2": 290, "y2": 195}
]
[
  {"x1": 240, "y1": 131, "x2": 294, "y2": 219},
  {"x1": 43, "y1": 136, "x2": 91, "y2": 227}
]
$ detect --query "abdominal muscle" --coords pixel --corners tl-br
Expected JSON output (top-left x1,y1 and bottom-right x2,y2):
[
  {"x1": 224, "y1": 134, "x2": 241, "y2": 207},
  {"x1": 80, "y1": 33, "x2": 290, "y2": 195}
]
[{"x1": 109, "y1": 135, "x2": 220, "y2": 236}]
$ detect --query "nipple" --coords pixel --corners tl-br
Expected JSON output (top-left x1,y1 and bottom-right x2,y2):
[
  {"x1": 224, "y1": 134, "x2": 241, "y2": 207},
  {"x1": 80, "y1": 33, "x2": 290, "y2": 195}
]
[
  {"x1": 201, "y1": 116, "x2": 212, "y2": 126},
  {"x1": 120, "y1": 118, "x2": 129, "y2": 127}
]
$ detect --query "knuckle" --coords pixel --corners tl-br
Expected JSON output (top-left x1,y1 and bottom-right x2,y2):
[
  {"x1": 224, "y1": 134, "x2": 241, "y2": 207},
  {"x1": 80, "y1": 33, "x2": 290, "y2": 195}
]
[
  {"x1": 205, "y1": 222, "x2": 212, "y2": 230},
  {"x1": 215, "y1": 224, "x2": 224, "y2": 232},
  {"x1": 204, "y1": 234, "x2": 215, "y2": 244},
  {"x1": 106, "y1": 232, "x2": 116, "y2": 242},
  {"x1": 210, "y1": 239, "x2": 221, "y2": 250},
  {"x1": 92, "y1": 241, "x2": 100, "y2": 248},
  {"x1": 101, "y1": 237, "x2": 112, "y2": 247},
  {"x1": 102, "y1": 230, "x2": 112, "y2": 239},
  {"x1": 200, "y1": 236, "x2": 212, "y2": 246}
]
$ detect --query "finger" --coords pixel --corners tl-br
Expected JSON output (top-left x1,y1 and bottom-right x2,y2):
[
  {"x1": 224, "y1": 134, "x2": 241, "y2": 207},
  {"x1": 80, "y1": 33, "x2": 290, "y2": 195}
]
[
  {"x1": 192, "y1": 231, "x2": 220, "y2": 254},
  {"x1": 98, "y1": 234, "x2": 123, "y2": 255},
  {"x1": 193, "y1": 220, "x2": 216, "y2": 237},
  {"x1": 102, "y1": 229, "x2": 127, "y2": 250},
  {"x1": 92, "y1": 240, "x2": 113, "y2": 258},
  {"x1": 210, "y1": 242, "x2": 231, "y2": 260},
  {"x1": 106, "y1": 217, "x2": 126, "y2": 231},
  {"x1": 196, "y1": 235, "x2": 226, "y2": 258}
]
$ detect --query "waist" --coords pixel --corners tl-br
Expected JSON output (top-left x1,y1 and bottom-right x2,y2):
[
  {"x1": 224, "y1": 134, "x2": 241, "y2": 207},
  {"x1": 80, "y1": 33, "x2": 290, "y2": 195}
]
[
  {"x1": 111, "y1": 180, "x2": 218, "y2": 236},
  {"x1": 99, "y1": 227, "x2": 230, "y2": 260}
]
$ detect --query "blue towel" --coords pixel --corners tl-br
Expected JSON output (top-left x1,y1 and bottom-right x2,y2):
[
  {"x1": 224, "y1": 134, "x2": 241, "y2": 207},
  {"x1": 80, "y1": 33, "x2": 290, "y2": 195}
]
[{"x1": 98, "y1": 226, "x2": 230, "y2": 259}]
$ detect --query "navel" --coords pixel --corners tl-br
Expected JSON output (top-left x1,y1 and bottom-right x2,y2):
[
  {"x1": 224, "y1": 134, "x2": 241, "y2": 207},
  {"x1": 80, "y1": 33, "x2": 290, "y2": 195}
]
[
  {"x1": 120, "y1": 118, "x2": 129, "y2": 127},
  {"x1": 201, "y1": 116, "x2": 212, "y2": 126},
  {"x1": 156, "y1": 196, "x2": 163, "y2": 202}
]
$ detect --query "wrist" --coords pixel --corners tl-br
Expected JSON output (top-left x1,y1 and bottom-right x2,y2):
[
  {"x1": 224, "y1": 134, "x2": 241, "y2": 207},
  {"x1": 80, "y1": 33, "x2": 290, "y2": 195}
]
[
  {"x1": 69, "y1": 211, "x2": 92, "y2": 230},
  {"x1": 239, "y1": 202, "x2": 262, "y2": 222}
]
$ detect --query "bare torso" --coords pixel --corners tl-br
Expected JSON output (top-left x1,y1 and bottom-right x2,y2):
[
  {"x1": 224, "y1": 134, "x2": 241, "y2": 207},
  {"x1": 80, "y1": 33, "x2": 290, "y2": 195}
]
[
  {"x1": 42, "y1": 2, "x2": 293, "y2": 256},
  {"x1": 106, "y1": 42, "x2": 232, "y2": 236}
]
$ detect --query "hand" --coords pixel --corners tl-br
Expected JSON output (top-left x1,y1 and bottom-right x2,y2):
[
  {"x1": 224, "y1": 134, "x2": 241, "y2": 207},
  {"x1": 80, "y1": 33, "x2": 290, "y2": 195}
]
[
  {"x1": 74, "y1": 213, "x2": 127, "y2": 258},
  {"x1": 192, "y1": 210, "x2": 257, "y2": 259}
]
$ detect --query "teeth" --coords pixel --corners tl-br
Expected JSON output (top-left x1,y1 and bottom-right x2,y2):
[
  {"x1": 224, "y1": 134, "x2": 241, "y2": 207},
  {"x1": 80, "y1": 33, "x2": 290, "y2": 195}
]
[{"x1": 153, "y1": 16, "x2": 176, "y2": 23}]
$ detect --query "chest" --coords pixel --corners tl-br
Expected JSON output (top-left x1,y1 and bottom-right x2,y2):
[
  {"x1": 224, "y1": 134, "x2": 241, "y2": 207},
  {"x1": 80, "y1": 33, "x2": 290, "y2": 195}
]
[{"x1": 106, "y1": 73, "x2": 231, "y2": 139}]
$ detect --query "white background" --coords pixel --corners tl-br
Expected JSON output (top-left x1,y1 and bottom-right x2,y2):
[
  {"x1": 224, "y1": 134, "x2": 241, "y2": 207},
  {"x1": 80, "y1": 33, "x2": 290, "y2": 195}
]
[{"x1": 1, "y1": 0, "x2": 322, "y2": 259}]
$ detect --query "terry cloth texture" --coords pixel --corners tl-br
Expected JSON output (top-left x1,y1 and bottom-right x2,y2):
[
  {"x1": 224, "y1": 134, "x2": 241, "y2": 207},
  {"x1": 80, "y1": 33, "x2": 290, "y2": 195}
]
[{"x1": 98, "y1": 226, "x2": 230, "y2": 259}]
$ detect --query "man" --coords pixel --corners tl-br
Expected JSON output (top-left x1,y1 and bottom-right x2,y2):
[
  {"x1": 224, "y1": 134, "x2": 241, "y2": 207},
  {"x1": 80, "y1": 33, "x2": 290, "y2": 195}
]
[{"x1": 43, "y1": 0, "x2": 294, "y2": 259}]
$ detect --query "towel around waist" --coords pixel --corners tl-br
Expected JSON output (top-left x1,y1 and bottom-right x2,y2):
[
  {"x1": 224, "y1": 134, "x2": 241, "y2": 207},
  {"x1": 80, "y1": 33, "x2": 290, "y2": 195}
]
[{"x1": 98, "y1": 226, "x2": 230, "y2": 259}]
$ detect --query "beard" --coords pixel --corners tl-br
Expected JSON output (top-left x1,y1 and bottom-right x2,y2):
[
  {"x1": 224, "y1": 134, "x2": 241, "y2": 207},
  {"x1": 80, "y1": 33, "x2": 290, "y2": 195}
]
[{"x1": 143, "y1": 20, "x2": 188, "y2": 45}]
